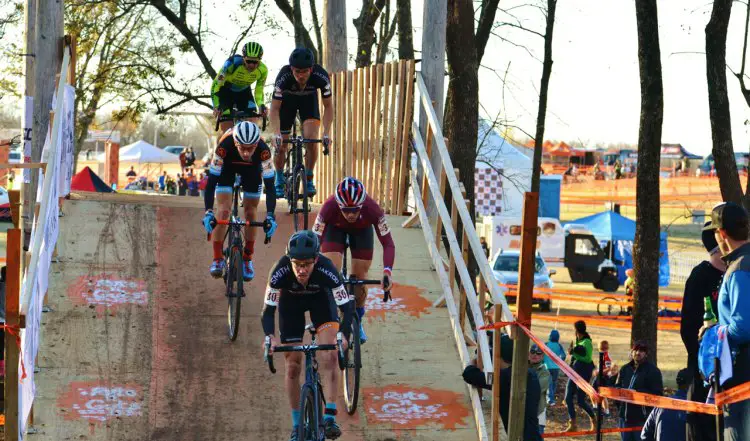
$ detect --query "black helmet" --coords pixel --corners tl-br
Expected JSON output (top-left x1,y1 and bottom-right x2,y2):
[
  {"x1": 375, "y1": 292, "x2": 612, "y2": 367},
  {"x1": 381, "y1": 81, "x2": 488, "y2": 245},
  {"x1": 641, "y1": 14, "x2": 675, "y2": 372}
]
[
  {"x1": 287, "y1": 230, "x2": 320, "y2": 259},
  {"x1": 289, "y1": 47, "x2": 315, "y2": 69}
]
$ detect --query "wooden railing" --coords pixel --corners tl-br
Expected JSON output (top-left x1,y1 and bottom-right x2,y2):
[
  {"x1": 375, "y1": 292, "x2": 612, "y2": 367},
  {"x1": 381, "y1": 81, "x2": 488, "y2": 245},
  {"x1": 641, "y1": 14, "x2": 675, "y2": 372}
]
[
  {"x1": 406, "y1": 72, "x2": 514, "y2": 441},
  {"x1": 312, "y1": 60, "x2": 416, "y2": 214}
]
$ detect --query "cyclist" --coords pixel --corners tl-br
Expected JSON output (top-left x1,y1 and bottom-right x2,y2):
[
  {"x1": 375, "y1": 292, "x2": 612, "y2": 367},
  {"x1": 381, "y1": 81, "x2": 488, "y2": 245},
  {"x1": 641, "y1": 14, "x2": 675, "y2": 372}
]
[
  {"x1": 211, "y1": 41, "x2": 268, "y2": 132},
  {"x1": 202, "y1": 121, "x2": 278, "y2": 280},
  {"x1": 270, "y1": 47, "x2": 334, "y2": 197},
  {"x1": 312, "y1": 177, "x2": 395, "y2": 343},
  {"x1": 262, "y1": 230, "x2": 353, "y2": 441}
]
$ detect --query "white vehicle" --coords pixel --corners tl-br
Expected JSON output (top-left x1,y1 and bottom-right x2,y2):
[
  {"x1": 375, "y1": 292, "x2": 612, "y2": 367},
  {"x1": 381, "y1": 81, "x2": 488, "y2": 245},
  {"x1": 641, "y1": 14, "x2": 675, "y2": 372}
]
[
  {"x1": 491, "y1": 249, "x2": 556, "y2": 312},
  {"x1": 481, "y1": 216, "x2": 565, "y2": 266},
  {"x1": 0, "y1": 187, "x2": 8, "y2": 205},
  {"x1": 9, "y1": 150, "x2": 22, "y2": 164}
]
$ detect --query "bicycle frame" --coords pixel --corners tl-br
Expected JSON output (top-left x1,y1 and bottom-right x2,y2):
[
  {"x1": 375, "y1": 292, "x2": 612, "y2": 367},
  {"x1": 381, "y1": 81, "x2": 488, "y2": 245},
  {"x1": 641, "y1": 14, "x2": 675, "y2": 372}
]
[
  {"x1": 215, "y1": 108, "x2": 267, "y2": 131},
  {"x1": 282, "y1": 136, "x2": 323, "y2": 231}
]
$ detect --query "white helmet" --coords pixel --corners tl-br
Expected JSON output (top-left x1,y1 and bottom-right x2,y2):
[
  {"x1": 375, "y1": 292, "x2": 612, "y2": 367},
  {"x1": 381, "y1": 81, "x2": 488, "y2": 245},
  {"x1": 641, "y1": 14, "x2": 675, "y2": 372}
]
[{"x1": 233, "y1": 121, "x2": 261, "y2": 145}]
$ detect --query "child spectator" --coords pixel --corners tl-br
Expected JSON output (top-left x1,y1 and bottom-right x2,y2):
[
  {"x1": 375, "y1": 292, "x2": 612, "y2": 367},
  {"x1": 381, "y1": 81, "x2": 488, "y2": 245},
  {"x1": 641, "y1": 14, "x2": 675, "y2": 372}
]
[
  {"x1": 530, "y1": 344, "x2": 549, "y2": 435},
  {"x1": 591, "y1": 340, "x2": 616, "y2": 416},
  {"x1": 544, "y1": 329, "x2": 567, "y2": 405}
]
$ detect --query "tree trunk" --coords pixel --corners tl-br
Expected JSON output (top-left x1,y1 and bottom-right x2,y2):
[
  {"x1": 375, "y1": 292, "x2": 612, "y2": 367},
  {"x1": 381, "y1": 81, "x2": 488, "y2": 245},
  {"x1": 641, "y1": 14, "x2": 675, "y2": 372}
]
[
  {"x1": 376, "y1": 1, "x2": 397, "y2": 64},
  {"x1": 530, "y1": 0, "x2": 556, "y2": 193},
  {"x1": 633, "y1": 0, "x2": 664, "y2": 363},
  {"x1": 274, "y1": 0, "x2": 319, "y2": 58},
  {"x1": 706, "y1": 0, "x2": 747, "y2": 210},
  {"x1": 293, "y1": 0, "x2": 305, "y2": 46},
  {"x1": 353, "y1": 0, "x2": 386, "y2": 67},
  {"x1": 323, "y1": 0, "x2": 347, "y2": 72},
  {"x1": 396, "y1": 0, "x2": 414, "y2": 59},
  {"x1": 309, "y1": 0, "x2": 323, "y2": 54}
]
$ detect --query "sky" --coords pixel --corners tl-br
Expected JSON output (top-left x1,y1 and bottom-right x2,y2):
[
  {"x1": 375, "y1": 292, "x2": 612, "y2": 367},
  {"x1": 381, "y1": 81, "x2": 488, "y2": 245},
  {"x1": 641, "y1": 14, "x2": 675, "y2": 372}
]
[{"x1": 4, "y1": 0, "x2": 750, "y2": 156}]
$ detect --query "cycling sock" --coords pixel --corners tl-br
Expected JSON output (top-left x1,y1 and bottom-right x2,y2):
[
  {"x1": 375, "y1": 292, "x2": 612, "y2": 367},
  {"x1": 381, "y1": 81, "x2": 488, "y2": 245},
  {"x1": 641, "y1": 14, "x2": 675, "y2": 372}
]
[
  {"x1": 306, "y1": 169, "x2": 314, "y2": 183},
  {"x1": 356, "y1": 307, "x2": 365, "y2": 321},
  {"x1": 324, "y1": 402, "x2": 337, "y2": 421},
  {"x1": 243, "y1": 241, "x2": 254, "y2": 261},
  {"x1": 275, "y1": 170, "x2": 284, "y2": 183},
  {"x1": 291, "y1": 409, "x2": 301, "y2": 426},
  {"x1": 212, "y1": 241, "x2": 223, "y2": 260}
]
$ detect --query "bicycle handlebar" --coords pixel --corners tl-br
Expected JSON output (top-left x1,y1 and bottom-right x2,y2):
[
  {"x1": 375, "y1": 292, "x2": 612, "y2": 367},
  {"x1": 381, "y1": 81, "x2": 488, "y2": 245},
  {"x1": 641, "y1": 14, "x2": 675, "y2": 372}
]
[
  {"x1": 211, "y1": 218, "x2": 274, "y2": 244},
  {"x1": 281, "y1": 137, "x2": 329, "y2": 156},
  {"x1": 264, "y1": 339, "x2": 344, "y2": 374},
  {"x1": 215, "y1": 109, "x2": 267, "y2": 131},
  {"x1": 344, "y1": 276, "x2": 392, "y2": 302}
]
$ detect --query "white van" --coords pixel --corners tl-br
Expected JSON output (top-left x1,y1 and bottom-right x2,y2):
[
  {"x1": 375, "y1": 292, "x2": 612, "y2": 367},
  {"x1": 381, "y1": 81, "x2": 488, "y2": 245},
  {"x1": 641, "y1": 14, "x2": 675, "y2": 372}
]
[{"x1": 480, "y1": 216, "x2": 565, "y2": 266}]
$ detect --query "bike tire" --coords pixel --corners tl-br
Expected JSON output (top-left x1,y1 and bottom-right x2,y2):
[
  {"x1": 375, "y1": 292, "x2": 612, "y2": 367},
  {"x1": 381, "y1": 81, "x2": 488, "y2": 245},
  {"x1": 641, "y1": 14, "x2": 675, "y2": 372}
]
[
  {"x1": 297, "y1": 383, "x2": 319, "y2": 441},
  {"x1": 343, "y1": 315, "x2": 361, "y2": 415},
  {"x1": 597, "y1": 296, "x2": 620, "y2": 317},
  {"x1": 227, "y1": 247, "x2": 243, "y2": 341},
  {"x1": 299, "y1": 168, "x2": 309, "y2": 230}
]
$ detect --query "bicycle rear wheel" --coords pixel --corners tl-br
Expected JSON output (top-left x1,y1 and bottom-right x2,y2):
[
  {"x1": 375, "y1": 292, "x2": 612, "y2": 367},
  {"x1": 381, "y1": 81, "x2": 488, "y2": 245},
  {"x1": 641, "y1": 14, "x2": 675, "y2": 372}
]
[
  {"x1": 226, "y1": 247, "x2": 243, "y2": 341},
  {"x1": 293, "y1": 168, "x2": 309, "y2": 231},
  {"x1": 297, "y1": 383, "x2": 319, "y2": 441},
  {"x1": 343, "y1": 315, "x2": 361, "y2": 415},
  {"x1": 597, "y1": 296, "x2": 621, "y2": 317}
]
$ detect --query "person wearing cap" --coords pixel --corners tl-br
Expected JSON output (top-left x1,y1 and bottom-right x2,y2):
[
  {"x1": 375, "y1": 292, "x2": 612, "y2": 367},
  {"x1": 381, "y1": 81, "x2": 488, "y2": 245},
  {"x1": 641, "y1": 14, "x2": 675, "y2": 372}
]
[
  {"x1": 640, "y1": 368, "x2": 689, "y2": 441},
  {"x1": 565, "y1": 320, "x2": 596, "y2": 432},
  {"x1": 614, "y1": 341, "x2": 664, "y2": 441},
  {"x1": 529, "y1": 344, "x2": 550, "y2": 435},
  {"x1": 680, "y1": 221, "x2": 724, "y2": 441},
  {"x1": 462, "y1": 333, "x2": 543, "y2": 441},
  {"x1": 702, "y1": 201, "x2": 750, "y2": 440}
]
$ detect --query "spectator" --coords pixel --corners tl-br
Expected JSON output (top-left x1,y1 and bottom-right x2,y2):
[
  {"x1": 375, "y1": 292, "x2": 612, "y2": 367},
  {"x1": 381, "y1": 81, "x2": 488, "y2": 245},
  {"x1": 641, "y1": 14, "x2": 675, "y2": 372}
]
[
  {"x1": 565, "y1": 320, "x2": 596, "y2": 432},
  {"x1": 126, "y1": 166, "x2": 137, "y2": 183},
  {"x1": 530, "y1": 344, "x2": 550, "y2": 435},
  {"x1": 187, "y1": 173, "x2": 199, "y2": 197},
  {"x1": 592, "y1": 340, "x2": 616, "y2": 416},
  {"x1": 199, "y1": 173, "x2": 208, "y2": 198},
  {"x1": 614, "y1": 160, "x2": 623, "y2": 180},
  {"x1": 615, "y1": 340, "x2": 664, "y2": 441},
  {"x1": 179, "y1": 149, "x2": 187, "y2": 171},
  {"x1": 640, "y1": 368, "x2": 689, "y2": 441},
  {"x1": 702, "y1": 202, "x2": 750, "y2": 440},
  {"x1": 624, "y1": 268, "x2": 635, "y2": 316},
  {"x1": 480, "y1": 236, "x2": 490, "y2": 258},
  {"x1": 158, "y1": 171, "x2": 167, "y2": 193},
  {"x1": 680, "y1": 222, "x2": 723, "y2": 441},
  {"x1": 177, "y1": 173, "x2": 187, "y2": 196},
  {"x1": 185, "y1": 147, "x2": 196, "y2": 168},
  {"x1": 462, "y1": 333, "x2": 542, "y2": 440},
  {"x1": 544, "y1": 329, "x2": 567, "y2": 406}
]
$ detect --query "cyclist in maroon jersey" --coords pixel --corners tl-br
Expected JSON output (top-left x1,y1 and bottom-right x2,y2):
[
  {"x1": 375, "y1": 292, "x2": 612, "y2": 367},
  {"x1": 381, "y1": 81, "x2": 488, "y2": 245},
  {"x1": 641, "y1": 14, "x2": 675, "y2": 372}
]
[{"x1": 312, "y1": 177, "x2": 395, "y2": 343}]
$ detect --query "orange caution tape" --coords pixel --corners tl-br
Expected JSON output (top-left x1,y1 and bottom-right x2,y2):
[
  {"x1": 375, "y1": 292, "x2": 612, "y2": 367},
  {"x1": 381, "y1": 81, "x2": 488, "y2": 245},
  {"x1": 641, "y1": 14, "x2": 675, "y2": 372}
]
[
  {"x1": 503, "y1": 289, "x2": 682, "y2": 310},
  {"x1": 531, "y1": 314, "x2": 681, "y2": 331},
  {"x1": 1, "y1": 324, "x2": 26, "y2": 380},
  {"x1": 599, "y1": 387, "x2": 720, "y2": 415},
  {"x1": 715, "y1": 381, "x2": 750, "y2": 407},
  {"x1": 543, "y1": 425, "x2": 642, "y2": 438},
  {"x1": 498, "y1": 283, "x2": 683, "y2": 302}
]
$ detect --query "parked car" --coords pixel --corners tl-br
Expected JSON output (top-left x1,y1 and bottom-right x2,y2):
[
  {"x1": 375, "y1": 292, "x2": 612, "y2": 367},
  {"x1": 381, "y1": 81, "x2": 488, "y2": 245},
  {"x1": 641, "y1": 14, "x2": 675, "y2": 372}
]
[
  {"x1": 563, "y1": 224, "x2": 620, "y2": 292},
  {"x1": 0, "y1": 186, "x2": 8, "y2": 205},
  {"x1": 163, "y1": 146, "x2": 186, "y2": 156},
  {"x1": 491, "y1": 249, "x2": 555, "y2": 312}
]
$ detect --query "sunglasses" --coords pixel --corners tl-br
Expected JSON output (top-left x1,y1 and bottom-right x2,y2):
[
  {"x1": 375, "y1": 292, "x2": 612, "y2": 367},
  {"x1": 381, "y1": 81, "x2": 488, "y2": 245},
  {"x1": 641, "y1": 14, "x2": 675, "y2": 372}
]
[
  {"x1": 244, "y1": 58, "x2": 259, "y2": 65},
  {"x1": 340, "y1": 206, "x2": 361, "y2": 214},
  {"x1": 530, "y1": 349, "x2": 543, "y2": 355}
]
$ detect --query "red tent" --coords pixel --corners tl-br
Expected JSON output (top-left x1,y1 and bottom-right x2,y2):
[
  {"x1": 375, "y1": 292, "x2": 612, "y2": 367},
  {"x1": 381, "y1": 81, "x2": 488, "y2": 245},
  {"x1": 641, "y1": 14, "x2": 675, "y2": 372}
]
[{"x1": 71, "y1": 167, "x2": 115, "y2": 193}]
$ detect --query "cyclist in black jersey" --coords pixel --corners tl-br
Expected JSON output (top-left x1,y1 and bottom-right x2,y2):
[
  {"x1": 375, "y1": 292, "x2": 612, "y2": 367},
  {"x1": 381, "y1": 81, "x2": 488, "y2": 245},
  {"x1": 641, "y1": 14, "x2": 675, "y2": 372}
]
[
  {"x1": 270, "y1": 47, "x2": 334, "y2": 198},
  {"x1": 202, "y1": 121, "x2": 278, "y2": 280},
  {"x1": 262, "y1": 230, "x2": 352, "y2": 441}
]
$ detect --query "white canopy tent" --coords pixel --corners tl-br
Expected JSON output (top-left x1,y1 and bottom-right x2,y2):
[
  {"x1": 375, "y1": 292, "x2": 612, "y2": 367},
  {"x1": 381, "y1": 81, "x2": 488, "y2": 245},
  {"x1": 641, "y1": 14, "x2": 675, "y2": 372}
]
[
  {"x1": 475, "y1": 120, "x2": 533, "y2": 217},
  {"x1": 120, "y1": 140, "x2": 180, "y2": 164}
]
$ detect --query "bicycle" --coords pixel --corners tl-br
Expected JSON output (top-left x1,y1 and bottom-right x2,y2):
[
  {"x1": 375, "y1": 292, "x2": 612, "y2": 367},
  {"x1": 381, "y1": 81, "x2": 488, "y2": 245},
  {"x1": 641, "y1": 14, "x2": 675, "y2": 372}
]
[
  {"x1": 214, "y1": 108, "x2": 267, "y2": 131},
  {"x1": 212, "y1": 173, "x2": 272, "y2": 341},
  {"x1": 265, "y1": 324, "x2": 345, "y2": 441},
  {"x1": 280, "y1": 135, "x2": 328, "y2": 231},
  {"x1": 339, "y1": 239, "x2": 391, "y2": 415},
  {"x1": 596, "y1": 295, "x2": 632, "y2": 317}
]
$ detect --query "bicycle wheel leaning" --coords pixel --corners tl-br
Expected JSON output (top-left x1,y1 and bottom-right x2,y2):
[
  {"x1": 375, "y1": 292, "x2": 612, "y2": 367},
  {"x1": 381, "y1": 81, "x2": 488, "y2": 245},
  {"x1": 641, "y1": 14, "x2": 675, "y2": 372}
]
[
  {"x1": 343, "y1": 314, "x2": 361, "y2": 415},
  {"x1": 297, "y1": 383, "x2": 319, "y2": 441},
  {"x1": 596, "y1": 296, "x2": 621, "y2": 317},
  {"x1": 226, "y1": 245, "x2": 244, "y2": 341}
]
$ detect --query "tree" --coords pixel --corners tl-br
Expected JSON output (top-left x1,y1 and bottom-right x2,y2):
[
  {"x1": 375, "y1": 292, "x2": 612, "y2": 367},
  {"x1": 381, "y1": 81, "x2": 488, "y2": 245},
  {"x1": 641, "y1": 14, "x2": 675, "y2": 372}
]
[
  {"x1": 0, "y1": 0, "x2": 21, "y2": 40},
  {"x1": 353, "y1": 0, "x2": 387, "y2": 67},
  {"x1": 274, "y1": 0, "x2": 320, "y2": 60},
  {"x1": 323, "y1": 0, "x2": 347, "y2": 71},
  {"x1": 632, "y1": 0, "x2": 664, "y2": 361},
  {"x1": 375, "y1": 0, "x2": 397, "y2": 64},
  {"x1": 396, "y1": 0, "x2": 413, "y2": 59}
]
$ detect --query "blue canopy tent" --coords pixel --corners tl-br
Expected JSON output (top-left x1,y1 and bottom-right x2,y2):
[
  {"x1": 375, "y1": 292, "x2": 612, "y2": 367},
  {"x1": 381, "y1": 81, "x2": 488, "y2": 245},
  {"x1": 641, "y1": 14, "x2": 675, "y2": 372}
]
[{"x1": 568, "y1": 211, "x2": 670, "y2": 286}]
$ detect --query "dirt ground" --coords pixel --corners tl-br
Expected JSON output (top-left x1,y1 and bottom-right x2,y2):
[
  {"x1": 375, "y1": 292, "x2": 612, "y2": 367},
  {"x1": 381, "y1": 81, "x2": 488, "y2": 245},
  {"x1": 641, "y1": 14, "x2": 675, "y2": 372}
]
[{"x1": 27, "y1": 193, "x2": 480, "y2": 441}]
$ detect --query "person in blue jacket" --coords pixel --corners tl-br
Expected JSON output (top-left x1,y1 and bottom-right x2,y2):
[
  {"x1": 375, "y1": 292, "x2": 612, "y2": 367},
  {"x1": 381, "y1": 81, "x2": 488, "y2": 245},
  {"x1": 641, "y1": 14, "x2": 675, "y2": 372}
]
[
  {"x1": 544, "y1": 329, "x2": 567, "y2": 405},
  {"x1": 640, "y1": 368, "x2": 689, "y2": 441}
]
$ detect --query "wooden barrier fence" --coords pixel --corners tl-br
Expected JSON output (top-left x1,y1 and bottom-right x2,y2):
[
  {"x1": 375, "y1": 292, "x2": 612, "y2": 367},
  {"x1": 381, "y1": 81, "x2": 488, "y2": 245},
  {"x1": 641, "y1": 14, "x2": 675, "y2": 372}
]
[{"x1": 312, "y1": 59, "x2": 416, "y2": 215}]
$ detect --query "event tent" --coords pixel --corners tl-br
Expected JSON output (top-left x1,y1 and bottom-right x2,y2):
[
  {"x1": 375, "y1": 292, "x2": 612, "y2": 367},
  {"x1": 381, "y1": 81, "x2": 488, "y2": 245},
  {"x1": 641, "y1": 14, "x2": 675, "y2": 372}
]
[
  {"x1": 119, "y1": 140, "x2": 180, "y2": 164},
  {"x1": 568, "y1": 211, "x2": 670, "y2": 286},
  {"x1": 71, "y1": 166, "x2": 115, "y2": 193}
]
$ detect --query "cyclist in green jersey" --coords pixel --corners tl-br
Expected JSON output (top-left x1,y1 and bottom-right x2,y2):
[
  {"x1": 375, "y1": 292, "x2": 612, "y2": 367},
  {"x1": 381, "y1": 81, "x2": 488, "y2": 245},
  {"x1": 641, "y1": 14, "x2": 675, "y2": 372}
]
[{"x1": 212, "y1": 41, "x2": 268, "y2": 132}]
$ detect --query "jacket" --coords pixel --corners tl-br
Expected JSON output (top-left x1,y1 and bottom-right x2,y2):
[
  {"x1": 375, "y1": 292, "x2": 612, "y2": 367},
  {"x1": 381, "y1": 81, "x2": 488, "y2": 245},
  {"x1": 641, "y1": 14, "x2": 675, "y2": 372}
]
[
  {"x1": 718, "y1": 242, "x2": 750, "y2": 388},
  {"x1": 544, "y1": 330, "x2": 567, "y2": 370},
  {"x1": 570, "y1": 334, "x2": 595, "y2": 380},
  {"x1": 615, "y1": 359, "x2": 663, "y2": 425},
  {"x1": 532, "y1": 361, "x2": 549, "y2": 417},
  {"x1": 640, "y1": 389, "x2": 687, "y2": 441}
]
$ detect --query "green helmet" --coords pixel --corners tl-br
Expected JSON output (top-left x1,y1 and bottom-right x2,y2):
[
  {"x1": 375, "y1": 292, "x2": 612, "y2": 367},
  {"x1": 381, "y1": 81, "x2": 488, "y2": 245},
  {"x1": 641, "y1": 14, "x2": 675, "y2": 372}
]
[{"x1": 242, "y1": 41, "x2": 264, "y2": 59}]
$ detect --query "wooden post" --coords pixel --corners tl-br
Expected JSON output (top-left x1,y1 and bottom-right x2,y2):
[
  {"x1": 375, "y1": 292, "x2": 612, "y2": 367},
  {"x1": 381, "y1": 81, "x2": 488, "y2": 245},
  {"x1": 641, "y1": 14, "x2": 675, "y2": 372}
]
[
  {"x1": 380, "y1": 63, "x2": 392, "y2": 207},
  {"x1": 322, "y1": 0, "x2": 347, "y2": 73},
  {"x1": 421, "y1": 127, "x2": 434, "y2": 207},
  {"x1": 434, "y1": 166, "x2": 447, "y2": 250},
  {"x1": 507, "y1": 192, "x2": 539, "y2": 441},
  {"x1": 390, "y1": 61, "x2": 405, "y2": 215},
  {"x1": 345, "y1": 71, "x2": 354, "y2": 176},
  {"x1": 457, "y1": 184, "x2": 469, "y2": 332},
  {"x1": 447, "y1": 169, "x2": 461, "y2": 296},
  {"x1": 9, "y1": 189, "x2": 22, "y2": 229},
  {"x1": 362, "y1": 66, "x2": 371, "y2": 184},
  {"x1": 351, "y1": 69, "x2": 359, "y2": 177},
  {"x1": 371, "y1": 65, "x2": 382, "y2": 200},
  {"x1": 5, "y1": 228, "x2": 22, "y2": 441},
  {"x1": 396, "y1": 60, "x2": 416, "y2": 215},
  {"x1": 491, "y1": 304, "x2": 504, "y2": 441},
  {"x1": 477, "y1": 275, "x2": 488, "y2": 366}
]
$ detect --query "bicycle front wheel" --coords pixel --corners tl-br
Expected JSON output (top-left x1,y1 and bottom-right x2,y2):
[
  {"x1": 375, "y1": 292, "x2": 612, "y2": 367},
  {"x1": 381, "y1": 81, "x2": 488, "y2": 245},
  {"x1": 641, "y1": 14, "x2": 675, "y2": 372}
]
[
  {"x1": 226, "y1": 247, "x2": 243, "y2": 341},
  {"x1": 343, "y1": 315, "x2": 361, "y2": 415},
  {"x1": 297, "y1": 383, "x2": 319, "y2": 441},
  {"x1": 293, "y1": 168, "x2": 309, "y2": 231},
  {"x1": 597, "y1": 296, "x2": 621, "y2": 317}
]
